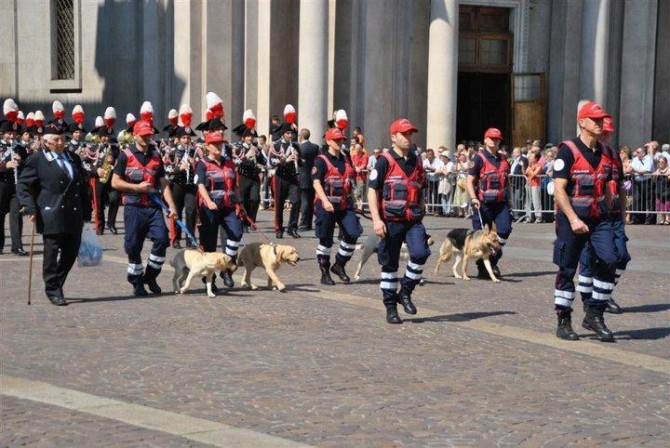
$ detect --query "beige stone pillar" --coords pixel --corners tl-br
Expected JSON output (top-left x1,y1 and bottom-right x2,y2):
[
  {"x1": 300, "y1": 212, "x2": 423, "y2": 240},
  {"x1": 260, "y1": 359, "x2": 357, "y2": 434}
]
[
  {"x1": 426, "y1": 0, "x2": 458, "y2": 151},
  {"x1": 298, "y1": 0, "x2": 328, "y2": 143},
  {"x1": 579, "y1": 0, "x2": 611, "y2": 106}
]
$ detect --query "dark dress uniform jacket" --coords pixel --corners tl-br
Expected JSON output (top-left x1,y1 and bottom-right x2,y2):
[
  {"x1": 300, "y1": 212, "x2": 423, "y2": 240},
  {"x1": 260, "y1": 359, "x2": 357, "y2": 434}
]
[
  {"x1": 17, "y1": 149, "x2": 92, "y2": 235},
  {"x1": 299, "y1": 141, "x2": 320, "y2": 189}
]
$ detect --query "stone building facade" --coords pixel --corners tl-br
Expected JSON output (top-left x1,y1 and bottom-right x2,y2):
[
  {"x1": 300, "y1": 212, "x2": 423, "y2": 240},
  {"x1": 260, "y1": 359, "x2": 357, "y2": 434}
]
[{"x1": 0, "y1": 0, "x2": 667, "y2": 150}]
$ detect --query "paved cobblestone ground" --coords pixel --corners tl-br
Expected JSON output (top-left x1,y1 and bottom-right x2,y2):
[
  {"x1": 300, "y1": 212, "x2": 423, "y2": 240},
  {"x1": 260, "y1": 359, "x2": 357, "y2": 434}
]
[{"x1": 1, "y1": 210, "x2": 669, "y2": 447}]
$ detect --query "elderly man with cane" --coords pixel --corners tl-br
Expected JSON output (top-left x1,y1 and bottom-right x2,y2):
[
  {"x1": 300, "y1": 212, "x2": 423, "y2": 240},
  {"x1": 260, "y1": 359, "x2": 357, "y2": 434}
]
[{"x1": 17, "y1": 123, "x2": 92, "y2": 306}]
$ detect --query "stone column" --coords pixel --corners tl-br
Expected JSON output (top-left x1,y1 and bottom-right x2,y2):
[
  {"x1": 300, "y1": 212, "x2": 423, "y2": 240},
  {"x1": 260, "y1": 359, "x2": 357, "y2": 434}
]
[
  {"x1": 298, "y1": 0, "x2": 328, "y2": 143},
  {"x1": 579, "y1": 0, "x2": 611, "y2": 106},
  {"x1": 256, "y1": 0, "x2": 272, "y2": 137},
  {"x1": 0, "y1": 0, "x2": 17, "y2": 97},
  {"x1": 426, "y1": 0, "x2": 458, "y2": 151}
]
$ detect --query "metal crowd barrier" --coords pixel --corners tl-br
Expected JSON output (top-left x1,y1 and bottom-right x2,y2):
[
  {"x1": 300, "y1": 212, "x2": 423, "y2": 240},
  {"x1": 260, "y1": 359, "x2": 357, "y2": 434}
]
[{"x1": 257, "y1": 171, "x2": 670, "y2": 220}]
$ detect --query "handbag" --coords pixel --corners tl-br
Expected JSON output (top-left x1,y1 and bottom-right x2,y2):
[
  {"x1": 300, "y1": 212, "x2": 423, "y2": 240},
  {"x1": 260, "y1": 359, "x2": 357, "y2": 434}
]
[
  {"x1": 78, "y1": 223, "x2": 103, "y2": 267},
  {"x1": 457, "y1": 177, "x2": 467, "y2": 189}
]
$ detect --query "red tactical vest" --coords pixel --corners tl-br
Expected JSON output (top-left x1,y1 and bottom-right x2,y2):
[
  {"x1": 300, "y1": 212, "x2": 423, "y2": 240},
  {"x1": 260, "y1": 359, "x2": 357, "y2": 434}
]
[
  {"x1": 603, "y1": 144, "x2": 622, "y2": 214},
  {"x1": 475, "y1": 150, "x2": 510, "y2": 204},
  {"x1": 199, "y1": 157, "x2": 238, "y2": 209},
  {"x1": 122, "y1": 148, "x2": 161, "y2": 206},
  {"x1": 562, "y1": 140, "x2": 613, "y2": 219},
  {"x1": 379, "y1": 152, "x2": 425, "y2": 221},
  {"x1": 314, "y1": 154, "x2": 355, "y2": 211}
]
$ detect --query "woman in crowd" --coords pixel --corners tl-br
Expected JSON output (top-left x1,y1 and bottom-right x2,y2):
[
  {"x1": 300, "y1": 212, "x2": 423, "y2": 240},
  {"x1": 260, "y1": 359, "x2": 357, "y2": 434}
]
[
  {"x1": 525, "y1": 151, "x2": 543, "y2": 223},
  {"x1": 452, "y1": 151, "x2": 470, "y2": 217},
  {"x1": 618, "y1": 146, "x2": 634, "y2": 223},
  {"x1": 652, "y1": 155, "x2": 670, "y2": 225}
]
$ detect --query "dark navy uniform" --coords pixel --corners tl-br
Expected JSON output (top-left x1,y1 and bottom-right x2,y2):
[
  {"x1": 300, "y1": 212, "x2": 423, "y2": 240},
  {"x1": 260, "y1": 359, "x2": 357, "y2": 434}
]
[
  {"x1": 112, "y1": 144, "x2": 170, "y2": 293},
  {"x1": 232, "y1": 141, "x2": 266, "y2": 229},
  {"x1": 169, "y1": 143, "x2": 198, "y2": 247},
  {"x1": 268, "y1": 134, "x2": 302, "y2": 237},
  {"x1": 577, "y1": 144, "x2": 629, "y2": 312},
  {"x1": 369, "y1": 149, "x2": 431, "y2": 312},
  {"x1": 468, "y1": 148, "x2": 513, "y2": 275},
  {"x1": 17, "y1": 137, "x2": 92, "y2": 304},
  {"x1": 312, "y1": 150, "x2": 362, "y2": 283},
  {"x1": 552, "y1": 136, "x2": 617, "y2": 341},
  {"x1": 0, "y1": 136, "x2": 27, "y2": 254}
]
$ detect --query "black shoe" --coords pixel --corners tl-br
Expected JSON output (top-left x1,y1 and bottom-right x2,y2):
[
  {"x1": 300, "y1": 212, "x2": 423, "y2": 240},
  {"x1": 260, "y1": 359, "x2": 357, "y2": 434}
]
[
  {"x1": 582, "y1": 311, "x2": 615, "y2": 342},
  {"x1": 605, "y1": 297, "x2": 623, "y2": 314},
  {"x1": 330, "y1": 263, "x2": 350, "y2": 283},
  {"x1": 107, "y1": 224, "x2": 118, "y2": 235},
  {"x1": 221, "y1": 270, "x2": 234, "y2": 288},
  {"x1": 556, "y1": 309, "x2": 579, "y2": 340},
  {"x1": 298, "y1": 225, "x2": 311, "y2": 231},
  {"x1": 320, "y1": 265, "x2": 335, "y2": 285},
  {"x1": 386, "y1": 306, "x2": 402, "y2": 324},
  {"x1": 203, "y1": 277, "x2": 219, "y2": 293},
  {"x1": 12, "y1": 248, "x2": 28, "y2": 256},
  {"x1": 172, "y1": 241, "x2": 182, "y2": 249},
  {"x1": 96, "y1": 228, "x2": 104, "y2": 236},
  {"x1": 287, "y1": 228, "x2": 301, "y2": 238},
  {"x1": 476, "y1": 267, "x2": 491, "y2": 279},
  {"x1": 47, "y1": 294, "x2": 68, "y2": 306},
  {"x1": 397, "y1": 290, "x2": 417, "y2": 315},
  {"x1": 276, "y1": 229, "x2": 284, "y2": 239},
  {"x1": 144, "y1": 276, "x2": 162, "y2": 294},
  {"x1": 492, "y1": 265, "x2": 501, "y2": 279},
  {"x1": 133, "y1": 284, "x2": 149, "y2": 297}
]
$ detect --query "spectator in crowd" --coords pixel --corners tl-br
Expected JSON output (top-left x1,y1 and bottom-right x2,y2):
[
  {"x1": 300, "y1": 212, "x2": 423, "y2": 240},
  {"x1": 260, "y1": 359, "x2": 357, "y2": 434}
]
[
  {"x1": 352, "y1": 126, "x2": 365, "y2": 147},
  {"x1": 350, "y1": 143, "x2": 369, "y2": 211},
  {"x1": 422, "y1": 148, "x2": 443, "y2": 215},
  {"x1": 652, "y1": 155, "x2": 670, "y2": 225},
  {"x1": 631, "y1": 146, "x2": 654, "y2": 224},
  {"x1": 452, "y1": 151, "x2": 470, "y2": 217},
  {"x1": 298, "y1": 128, "x2": 320, "y2": 231},
  {"x1": 509, "y1": 146, "x2": 528, "y2": 221},
  {"x1": 619, "y1": 145, "x2": 633, "y2": 224},
  {"x1": 525, "y1": 151, "x2": 543, "y2": 223},
  {"x1": 368, "y1": 147, "x2": 381, "y2": 171},
  {"x1": 541, "y1": 147, "x2": 557, "y2": 222},
  {"x1": 661, "y1": 143, "x2": 670, "y2": 163},
  {"x1": 437, "y1": 151, "x2": 455, "y2": 216}
]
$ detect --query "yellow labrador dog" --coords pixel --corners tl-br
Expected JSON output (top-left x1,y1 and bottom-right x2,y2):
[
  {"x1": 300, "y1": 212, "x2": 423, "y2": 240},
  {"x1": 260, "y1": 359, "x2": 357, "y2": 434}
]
[
  {"x1": 237, "y1": 243, "x2": 300, "y2": 292},
  {"x1": 170, "y1": 250, "x2": 238, "y2": 297}
]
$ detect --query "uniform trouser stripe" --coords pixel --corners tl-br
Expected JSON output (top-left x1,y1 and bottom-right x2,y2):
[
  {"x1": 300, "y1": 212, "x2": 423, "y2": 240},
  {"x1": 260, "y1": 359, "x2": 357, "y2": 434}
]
[
  {"x1": 554, "y1": 289, "x2": 575, "y2": 307},
  {"x1": 127, "y1": 263, "x2": 143, "y2": 275},
  {"x1": 380, "y1": 281, "x2": 398, "y2": 290},
  {"x1": 148, "y1": 254, "x2": 165, "y2": 263},
  {"x1": 554, "y1": 297, "x2": 574, "y2": 307},
  {"x1": 316, "y1": 245, "x2": 331, "y2": 256},
  {"x1": 576, "y1": 275, "x2": 593, "y2": 293}
]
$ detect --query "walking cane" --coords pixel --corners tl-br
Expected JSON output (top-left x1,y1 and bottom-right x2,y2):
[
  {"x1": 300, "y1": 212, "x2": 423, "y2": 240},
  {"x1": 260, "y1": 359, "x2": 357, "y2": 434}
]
[{"x1": 27, "y1": 216, "x2": 36, "y2": 305}]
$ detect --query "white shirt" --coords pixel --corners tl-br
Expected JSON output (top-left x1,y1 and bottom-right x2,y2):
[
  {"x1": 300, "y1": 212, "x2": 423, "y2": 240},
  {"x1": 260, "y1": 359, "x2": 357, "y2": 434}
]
[{"x1": 423, "y1": 157, "x2": 444, "y2": 182}]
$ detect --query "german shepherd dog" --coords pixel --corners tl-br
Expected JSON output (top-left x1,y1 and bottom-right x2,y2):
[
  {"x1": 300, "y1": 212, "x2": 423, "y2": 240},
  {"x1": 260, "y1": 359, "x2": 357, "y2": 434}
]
[{"x1": 434, "y1": 225, "x2": 502, "y2": 283}]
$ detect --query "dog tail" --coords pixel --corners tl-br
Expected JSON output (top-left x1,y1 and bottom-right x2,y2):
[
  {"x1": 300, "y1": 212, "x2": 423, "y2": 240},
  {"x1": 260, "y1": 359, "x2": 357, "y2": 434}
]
[
  {"x1": 434, "y1": 238, "x2": 454, "y2": 274},
  {"x1": 355, "y1": 243, "x2": 364, "y2": 251}
]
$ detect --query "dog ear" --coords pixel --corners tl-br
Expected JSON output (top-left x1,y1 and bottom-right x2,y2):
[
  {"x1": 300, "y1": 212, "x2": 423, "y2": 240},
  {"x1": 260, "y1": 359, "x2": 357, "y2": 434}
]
[
  {"x1": 491, "y1": 222, "x2": 498, "y2": 234},
  {"x1": 483, "y1": 223, "x2": 490, "y2": 233},
  {"x1": 275, "y1": 245, "x2": 284, "y2": 260}
]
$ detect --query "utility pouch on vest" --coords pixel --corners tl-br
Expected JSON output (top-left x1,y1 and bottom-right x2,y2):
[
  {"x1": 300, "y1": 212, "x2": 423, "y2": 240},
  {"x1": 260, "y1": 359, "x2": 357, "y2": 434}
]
[
  {"x1": 384, "y1": 200, "x2": 407, "y2": 219},
  {"x1": 482, "y1": 190, "x2": 500, "y2": 204},
  {"x1": 571, "y1": 197, "x2": 593, "y2": 219},
  {"x1": 127, "y1": 168, "x2": 144, "y2": 183},
  {"x1": 384, "y1": 183, "x2": 408, "y2": 201},
  {"x1": 576, "y1": 176, "x2": 595, "y2": 196}
]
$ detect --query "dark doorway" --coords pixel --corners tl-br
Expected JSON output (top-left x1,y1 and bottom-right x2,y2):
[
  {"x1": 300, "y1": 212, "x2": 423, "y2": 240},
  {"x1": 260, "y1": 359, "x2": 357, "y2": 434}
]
[{"x1": 456, "y1": 72, "x2": 510, "y2": 143}]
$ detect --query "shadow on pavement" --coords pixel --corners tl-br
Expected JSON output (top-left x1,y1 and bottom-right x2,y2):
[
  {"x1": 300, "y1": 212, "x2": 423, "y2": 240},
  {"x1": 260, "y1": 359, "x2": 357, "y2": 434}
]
[
  {"x1": 505, "y1": 270, "x2": 556, "y2": 278},
  {"x1": 405, "y1": 310, "x2": 516, "y2": 324},
  {"x1": 613, "y1": 327, "x2": 670, "y2": 340},
  {"x1": 621, "y1": 303, "x2": 670, "y2": 313}
]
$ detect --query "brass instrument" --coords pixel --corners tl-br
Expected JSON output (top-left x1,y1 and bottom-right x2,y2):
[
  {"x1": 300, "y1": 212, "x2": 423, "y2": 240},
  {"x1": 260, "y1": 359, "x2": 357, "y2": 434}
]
[{"x1": 98, "y1": 144, "x2": 114, "y2": 184}]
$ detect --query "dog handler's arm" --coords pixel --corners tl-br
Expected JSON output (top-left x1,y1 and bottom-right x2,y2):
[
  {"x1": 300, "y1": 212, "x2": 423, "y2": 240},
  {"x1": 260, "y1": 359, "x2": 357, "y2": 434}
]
[
  {"x1": 367, "y1": 187, "x2": 386, "y2": 237},
  {"x1": 159, "y1": 177, "x2": 177, "y2": 219},
  {"x1": 198, "y1": 184, "x2": 218, "y2": 211},
  {"x1": 313, "y1": 179, "x2": 334, "y2": 213},
  {"x1": 554, "y1": 178, "x2": 589, "y2": 234},
  {"x1": 467, "y1": 174, "x2": 480, "y2": 209}
]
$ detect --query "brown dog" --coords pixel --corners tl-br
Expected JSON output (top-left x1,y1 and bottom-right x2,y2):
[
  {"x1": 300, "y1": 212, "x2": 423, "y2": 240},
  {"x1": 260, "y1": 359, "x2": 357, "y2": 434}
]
[
  {"x1": 237, "y1": 243, "x2": 301, "y2": 292},
  {"x1": 170, "y1": 250, "x2": 238, "y2": 297},
  {"x1": 434, "y1": 225, "x2": 502, "y2": 283}
]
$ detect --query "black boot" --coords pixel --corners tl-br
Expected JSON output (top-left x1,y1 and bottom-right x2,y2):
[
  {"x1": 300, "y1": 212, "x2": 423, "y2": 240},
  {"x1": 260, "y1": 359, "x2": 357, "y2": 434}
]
[
  {"x1": 397, "y1": 289, "x2": 417, "y2": 315},
  {"x1": 556, "y1": 309, "x2": 579, "y2": 340},
  {"x1": 287, "y1": 228, "x2": 301, "y2": 238},
  {"x1": 320, "y1": 266, "x2": 335, "y2": 285},
  {"x1": 330, "y1": 263, "x2": 350, "y2": 283},
  {"x1": 605, "y1": 297, "x2": 623, "y2": 314},
  {"x1": 143, "y1": 267, "x2": 162, "y2": 294},
  {"x1": 276, "y1": 228, "x2": 284, "y2": 239},
  {"x1": 385, "y1": 305, "x2": 402, "y2": 324},
  {"x1": 129, "y1": 274, "x2": 149, "y2": 297},
  {"x1": 582, "y1": 303, "x2": 615, "y2": 342},
  {"x1": 221, "y1": 270, "x2": 234, "y2": 288}
]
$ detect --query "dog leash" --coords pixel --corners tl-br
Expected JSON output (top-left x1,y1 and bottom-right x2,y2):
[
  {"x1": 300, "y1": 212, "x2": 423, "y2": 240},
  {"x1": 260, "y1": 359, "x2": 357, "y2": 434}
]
[
  {"x1": 149, "y1": 194, "x2": 201, "y2": 249},
  {"x1": 242, "y1": 214, "x2": 274, "y2": 244}
]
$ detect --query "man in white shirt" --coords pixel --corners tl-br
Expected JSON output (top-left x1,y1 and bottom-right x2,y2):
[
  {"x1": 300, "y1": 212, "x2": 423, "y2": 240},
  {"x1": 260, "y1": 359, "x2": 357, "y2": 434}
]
[
  {"x1": 422, "y1": 148, "x2": 444, "y2": 215},
  {"x1": 631, "y1": 146, "x2": 654, "y2": 224}
]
